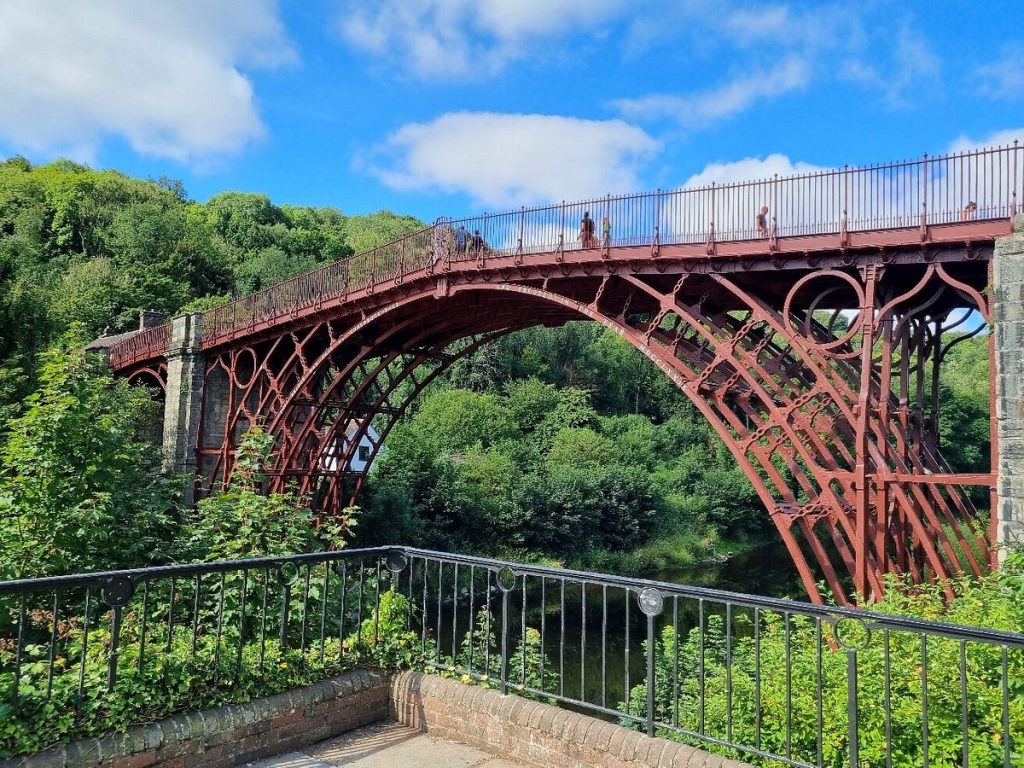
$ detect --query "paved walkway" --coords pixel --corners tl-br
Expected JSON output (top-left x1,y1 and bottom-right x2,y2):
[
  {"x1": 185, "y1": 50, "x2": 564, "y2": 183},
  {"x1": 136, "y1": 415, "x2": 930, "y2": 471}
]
[{"x1": 247, "y1": 722, "x2": 526, "y2": 768}]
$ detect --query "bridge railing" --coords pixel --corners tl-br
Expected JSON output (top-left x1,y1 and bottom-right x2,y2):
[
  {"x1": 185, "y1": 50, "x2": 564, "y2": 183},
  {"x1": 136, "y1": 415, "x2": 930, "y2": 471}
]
[
  {"x1": 107, "y1": 323, "x2": 170, "y2": 370},
  {"x1": 110, "y1": 141, "x2": 1022, "y2": 361},
  {"x1": 2, "y1": 547, "x2": 1022, "y2": 766}
]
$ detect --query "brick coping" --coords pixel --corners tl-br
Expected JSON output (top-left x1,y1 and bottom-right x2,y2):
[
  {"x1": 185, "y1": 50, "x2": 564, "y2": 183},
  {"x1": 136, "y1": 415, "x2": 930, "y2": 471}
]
[{"x1": 3, "y1": 670, "x2": 751, "y2": 768}]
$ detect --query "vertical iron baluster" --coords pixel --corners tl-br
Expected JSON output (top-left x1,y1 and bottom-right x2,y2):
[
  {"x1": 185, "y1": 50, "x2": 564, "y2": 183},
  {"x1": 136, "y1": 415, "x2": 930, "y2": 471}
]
[
  {"x1": 580, "y1": 583, "x2": 587, "y2": 699},
  {"x1": 279, "y1": 579, "x2": 291, "y2": 651},
  {"x1": 485, "y1": 569, "x2": 492, "y2": 678},
  {"x1": 374, "y1": 559, "x2": 381, "y2": 645},
  {"x1": 884, "y1": 629, "x2": 892, "y2": 768},
  {"x1": 816, "y1": 618, "x2": 824, "y2": 768},
  {"x1": 338, "y1": 562, "x2": 348, "y2": 661},
  {"x1": 672, "y1": 597, "x2": 679, "y2": 729},
  {"x1": 848, "y1": 649, "x2": 859, "y2": 768},
  {"x1": 539, "y1": 578, "x2": 546, "y2": 691},
  {"x1": 500, "y1": 576, "x2": 510, "y2": 695},
  {"x1": 259, "y1": 569, "x2": 269, "y2": 671},
  {"x1": 164, "y1": 578, "x2": 176, "y2": 687},
  {"x1": 1002, "y1": 647, "x2": 1011, "y2": 767},
  {"x1": 319, "y1": 564, "x2": 329, "y2": 667},
  {"x1": 624, "y1": 588, "x2": 630, "y2": 715},
  {"x1": 960, "y1": 641, "x2": 969, "y2": 768},
  {"x1": 452, "y1": 562, "x2": 459, "y2": 664},
  {"x1": 726, "y1": 603, "x2": 733, "y2": 745},
  {"x1": 698, "y1": 598, "x2": 705, "y2": 734},
  {"x1": 521, "y1": 575, "x2": 527, "y2": 685},
  {"x1": 13, "y1": 594, "x2": 26, "y2": 705},
  {"x1": 108, "y1": 602, "x2": 123, "y2": 692},
  {"x1": 645, "y1": 606, "x2": 655, "y2": 737},
  {"x1": 921, "y1": 635, "x2": 929, "y2": 767},
  {"x1": 419, "y1": 559, "x2": 428, "y2": 658},
  {"x1": 47, "y1": 591, "x2": 61, "y2": 699},
  {"x1": 754, "y1": 606, "x2": 761, "y2": 751},
  {"x1": 601, "y1": 584, "x2": 607, "y2": 709},
  {"x1": 356, "y1": 562, "x2": 365, "y2": 652},
  {"x1": 785, "y1": 611, "x2": 792, "y2": 759},
  {"x1": 407, "y1": 558, "x2": 414, "y2": 633},
  {"x1": 468, "y1": 566, "x2": 475, "y2": 675},
  {"x1": 237, "y1": 570, "x2": 249, "y2": 676},
  {"x1": 435, "y1": 560, "x2": 442, "y2": 663},
  {"x1": 213, "y1": 572, "x2": 225, "y2": 680},
  {"x1": 137, "y1": 583, "x2": 149, "y2": 678},
  {"x1": 299, "y1": 565, "x2": 311, "y2": 656},
  {"x1": 191, "y1": 575, "x2": 201, "y2": 661},
  {"x1": 76, "y1": 588, "x2": 91, "y2": 717},
  {"x1": 560, "y1": 579, "x2": 566, "y2": 699}
]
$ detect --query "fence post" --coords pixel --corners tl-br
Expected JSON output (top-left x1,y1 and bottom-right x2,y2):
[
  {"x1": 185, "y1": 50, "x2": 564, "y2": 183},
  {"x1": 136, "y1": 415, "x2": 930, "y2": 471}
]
[
  {"x1": 847, "y1": 649, "x2": 859, "y2": 768},
  {"x1": 638, "y1": 588, "x2": 664, "y2": 737}
]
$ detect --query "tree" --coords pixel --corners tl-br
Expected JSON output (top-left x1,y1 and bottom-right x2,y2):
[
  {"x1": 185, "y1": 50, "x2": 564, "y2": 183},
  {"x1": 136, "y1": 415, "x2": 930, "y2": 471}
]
[{"x1": 0, "y1": 328, "x2": 176, "y2": 578}]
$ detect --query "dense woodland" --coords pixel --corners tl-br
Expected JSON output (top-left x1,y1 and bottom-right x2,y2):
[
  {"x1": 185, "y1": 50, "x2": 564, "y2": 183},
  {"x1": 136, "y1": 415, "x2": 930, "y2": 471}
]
[{"x1": 0, "y1": 157, "x2": 993, "y2": 581}]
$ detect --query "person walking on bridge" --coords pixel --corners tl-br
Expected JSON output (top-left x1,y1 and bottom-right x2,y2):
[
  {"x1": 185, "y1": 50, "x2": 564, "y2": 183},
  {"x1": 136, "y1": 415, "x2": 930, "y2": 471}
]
[
  {"x1": 755, "y1": 206, "x2": 769, "y2": 237},
  {"x1": 580, "y1": 211, "x2": 596, "y2": 248},
  {"x1": 455, "y1": 225, "x2": 468, "y2": 254}
]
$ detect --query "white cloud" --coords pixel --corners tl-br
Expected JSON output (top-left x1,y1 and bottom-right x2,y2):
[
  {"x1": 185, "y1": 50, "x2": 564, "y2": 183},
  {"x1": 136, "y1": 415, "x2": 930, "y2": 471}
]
[
  {"x1": 948, "y1": 129, "x2": 1024, "y2": 154},
  {"x1": 681, "y1": 154, "x2": 827, "y2": 188},
  {"x1": 612, "y1": 56, "x2": 810, "y2": 128},
  {"x1": 976, "y1": 46, "x2": 1024, "y2": 100},
  {"x1": 366, "y1": 112, "x2": 659, "y2": 208},
  {"x1": 841, "y1": 27, "x2": 940, "y2": 106},
  {"x1": 338, "y1": 0, "x2": 627, "y2": 79},
  {"x1": 0, "y1": 1, "x2": 295, "y2": 163}
]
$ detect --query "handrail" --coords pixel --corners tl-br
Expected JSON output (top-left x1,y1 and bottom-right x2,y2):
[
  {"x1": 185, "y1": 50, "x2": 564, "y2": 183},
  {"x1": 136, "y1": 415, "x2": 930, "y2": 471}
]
[{"x1": 108, "y1": 141, "x2": 1022, "y2": 366}]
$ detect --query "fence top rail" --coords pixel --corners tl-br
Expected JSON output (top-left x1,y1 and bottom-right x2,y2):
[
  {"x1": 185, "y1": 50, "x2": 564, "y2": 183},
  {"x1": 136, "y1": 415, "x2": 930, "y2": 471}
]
[{"x1": 3, "y1": 544, "x2": 1022, "y2": 648}]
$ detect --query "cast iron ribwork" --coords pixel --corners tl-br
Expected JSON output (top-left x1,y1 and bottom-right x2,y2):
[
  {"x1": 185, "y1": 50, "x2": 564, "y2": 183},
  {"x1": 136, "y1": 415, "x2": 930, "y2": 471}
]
[
  {"x1": 1, "y1": 548, "x2": 1022, "y2": 766},
  {"x1": 109, "y1": 143, "x2": 1024, "y2": 604}
]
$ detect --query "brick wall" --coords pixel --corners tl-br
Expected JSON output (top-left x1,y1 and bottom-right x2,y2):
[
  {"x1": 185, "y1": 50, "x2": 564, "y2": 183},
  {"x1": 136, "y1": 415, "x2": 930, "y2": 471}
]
[
  {"x1": 391, "y1": 671, "x2": 753, "y2": 768},
  {"x1": 3, "y1": 669, "x2": 389, "y2": 768}
]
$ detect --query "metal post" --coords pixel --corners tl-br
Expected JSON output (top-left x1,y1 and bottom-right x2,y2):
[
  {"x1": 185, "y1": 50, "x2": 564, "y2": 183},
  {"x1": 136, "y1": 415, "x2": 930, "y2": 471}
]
[{"x1": 847, "y1": 649, "x2": 859, "y2": 768}]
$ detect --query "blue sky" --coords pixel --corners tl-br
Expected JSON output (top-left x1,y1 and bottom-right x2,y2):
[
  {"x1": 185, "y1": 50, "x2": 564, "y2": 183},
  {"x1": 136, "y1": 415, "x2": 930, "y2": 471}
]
[{"x1": 1, "y1": 1, "x2": 1022, "y2": 223}]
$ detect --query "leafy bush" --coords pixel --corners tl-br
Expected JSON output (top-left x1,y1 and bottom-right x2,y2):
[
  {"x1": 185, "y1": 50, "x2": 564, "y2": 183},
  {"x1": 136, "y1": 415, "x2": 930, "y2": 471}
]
[{"x1": 621, "y1": 555, "x2": 1024, "y2": 767}]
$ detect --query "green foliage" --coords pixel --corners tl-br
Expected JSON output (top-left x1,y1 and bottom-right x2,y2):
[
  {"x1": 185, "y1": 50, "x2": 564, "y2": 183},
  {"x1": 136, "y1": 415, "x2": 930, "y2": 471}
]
[
  {"x1": 0, "y1": 157, "x2": 424, "y2": 419},
  {"x1": 622, "y1": 557, "x2": 1024, "y2": 767},
  {"x1": 0, "y1": 574, "x2": 417, "y2": 757},
  {"x1": 180, "y1": 426, "x2": 355, "y2": 562},
  {"x1": 0, "y1": 327, "x2": 176, "y2": 578}
]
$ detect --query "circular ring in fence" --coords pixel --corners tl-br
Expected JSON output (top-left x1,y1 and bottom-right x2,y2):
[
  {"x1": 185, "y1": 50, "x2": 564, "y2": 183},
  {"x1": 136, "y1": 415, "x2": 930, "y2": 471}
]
[
  {"x1": 832, "y1": 615, "x2": 872, "y2": 651},
  {"x1": 495, "y1": 567, "x2": 517, "y2": 593},
  {"x1": 386, "y1": 551, "x2": 408, "y2": 574},
  {"x1": 637, "y1": 588, "x2": 664, "y2": 617},
  {"x1": 101, "y1": 577, "x2": 135, "y2": 608},
  {"x1": 277, "y1": 562, "x2": 300, "y2": 587}
]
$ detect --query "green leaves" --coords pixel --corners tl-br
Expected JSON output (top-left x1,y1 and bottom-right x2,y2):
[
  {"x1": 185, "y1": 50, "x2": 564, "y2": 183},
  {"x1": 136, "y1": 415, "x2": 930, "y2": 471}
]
[{"x1": 0, "y1": 327, "x2": 175, "y2": 579}]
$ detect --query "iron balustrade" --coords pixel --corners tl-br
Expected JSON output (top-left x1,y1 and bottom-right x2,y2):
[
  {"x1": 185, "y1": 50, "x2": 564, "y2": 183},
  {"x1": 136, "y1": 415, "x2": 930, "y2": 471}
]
[
  {"x1": 107, "y1": 141, "x2": 1024, "y2": 366},
  {"x1": 2, "y1": 546, "x2": 1022, "y2": 766}
]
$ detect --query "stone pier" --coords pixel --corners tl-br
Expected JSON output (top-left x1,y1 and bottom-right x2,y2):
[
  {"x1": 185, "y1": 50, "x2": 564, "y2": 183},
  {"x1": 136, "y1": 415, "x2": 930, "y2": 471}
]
[
  {"x1": 161, "y1": 313, "x2": 205, "y2": 506},
  {"x1": 994, "y1": 214, "x2": 1024, "y2": 558}
]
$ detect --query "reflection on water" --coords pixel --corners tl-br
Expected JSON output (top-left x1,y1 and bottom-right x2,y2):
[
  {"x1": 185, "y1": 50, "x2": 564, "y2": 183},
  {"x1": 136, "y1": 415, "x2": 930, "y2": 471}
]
[{"x1": 655, "y1": 539, "x2": 803, "y2": 598}]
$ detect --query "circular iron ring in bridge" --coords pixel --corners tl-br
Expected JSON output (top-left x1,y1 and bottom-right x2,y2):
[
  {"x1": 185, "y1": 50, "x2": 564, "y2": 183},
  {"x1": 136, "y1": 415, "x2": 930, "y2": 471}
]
[{"x1": 783, "y1": 270, "x2": 866, "y2": 354}]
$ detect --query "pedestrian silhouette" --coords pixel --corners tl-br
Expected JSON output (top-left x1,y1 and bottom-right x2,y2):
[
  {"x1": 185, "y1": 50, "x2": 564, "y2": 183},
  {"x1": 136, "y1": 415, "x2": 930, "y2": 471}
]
[
  {"x1": 755, "y1": 206, "x2": 769, "y2": 237},
  {"x1": 960, "y1": 201, "x2": 977, "y2": 221},
  {"x1": 579, "y1": 211, "x2": 596, "y2": 248}
]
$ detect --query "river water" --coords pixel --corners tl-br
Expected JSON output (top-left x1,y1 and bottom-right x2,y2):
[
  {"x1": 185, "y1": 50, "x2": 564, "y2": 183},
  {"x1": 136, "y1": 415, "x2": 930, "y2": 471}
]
[{"x1": 654, "y1": 538, "x2": 803, "y2": 598}]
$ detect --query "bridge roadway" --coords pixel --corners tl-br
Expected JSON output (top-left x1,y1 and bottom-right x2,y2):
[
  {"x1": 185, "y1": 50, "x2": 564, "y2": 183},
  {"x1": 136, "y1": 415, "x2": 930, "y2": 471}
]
[{"x1": 105, "y1": 144, "x2": 1023, "y2": 604}]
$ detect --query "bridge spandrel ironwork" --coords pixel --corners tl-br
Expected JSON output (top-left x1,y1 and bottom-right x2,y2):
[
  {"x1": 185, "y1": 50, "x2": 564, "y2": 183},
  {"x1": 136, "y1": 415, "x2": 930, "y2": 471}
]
[{"x1": 107, "y1": 142, "x2": 1024, "y2": 605}]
